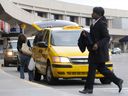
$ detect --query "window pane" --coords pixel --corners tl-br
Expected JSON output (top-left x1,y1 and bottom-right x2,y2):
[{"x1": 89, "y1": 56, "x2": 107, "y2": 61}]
[{"x1": 51, "y1": 30, "x2": 81, "y2": 46}]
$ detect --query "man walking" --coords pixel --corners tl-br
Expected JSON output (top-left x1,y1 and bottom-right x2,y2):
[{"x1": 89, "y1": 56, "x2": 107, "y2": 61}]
[{"x1": 79, "y1": 7, "x2": 123, "y2": 94}]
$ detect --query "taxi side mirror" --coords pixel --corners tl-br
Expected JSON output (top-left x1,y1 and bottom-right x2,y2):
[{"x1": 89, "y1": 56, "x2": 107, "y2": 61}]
[{"x1": 37, "y1": 41, "x2": 48, "y2": 48}]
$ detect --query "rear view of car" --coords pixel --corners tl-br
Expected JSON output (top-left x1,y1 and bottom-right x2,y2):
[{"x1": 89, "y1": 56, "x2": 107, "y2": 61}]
[{"x1": 3, "y1": 40, "x2": 18, "y2": 66}]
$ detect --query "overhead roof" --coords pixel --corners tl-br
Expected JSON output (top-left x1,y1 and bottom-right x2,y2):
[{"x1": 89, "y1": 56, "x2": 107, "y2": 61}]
[
  {"x1": 119, "y1": 36, "x2": 128, "y2": 42},
  {"x1": 0, "y1": 0, "x2": 44, "y2": 35},
  {"x1": 0, "y1": 0, "x2": 42, "y2": 25}
]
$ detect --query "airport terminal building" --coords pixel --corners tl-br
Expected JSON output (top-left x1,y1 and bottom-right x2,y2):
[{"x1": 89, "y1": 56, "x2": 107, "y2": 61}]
[{"x1": 0, "y1": 0, "x2": 128, "y2": 52}]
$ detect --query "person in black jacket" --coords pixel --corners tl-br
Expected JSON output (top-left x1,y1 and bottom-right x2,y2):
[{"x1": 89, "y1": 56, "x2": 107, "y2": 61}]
[
  {"x1": 79, "y1": 7, "x2": 123, "y2": 94},
  {"x1": 17, "y1": 33, "x2": 32, "y2": 81}
]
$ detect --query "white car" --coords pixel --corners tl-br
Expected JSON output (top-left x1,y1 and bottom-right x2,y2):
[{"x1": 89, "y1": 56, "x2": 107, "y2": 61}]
[{"x1": 111, "y1": 47, "x2": 121, "y2": 54}]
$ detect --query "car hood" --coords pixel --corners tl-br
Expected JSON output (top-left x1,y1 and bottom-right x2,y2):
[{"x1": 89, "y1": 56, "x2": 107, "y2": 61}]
[{"x1": 52, "y1": 46, "x2": 89, "y2": 57}]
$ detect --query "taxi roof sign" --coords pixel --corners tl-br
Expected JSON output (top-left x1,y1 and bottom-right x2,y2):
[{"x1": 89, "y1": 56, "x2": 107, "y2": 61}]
[
  {"x1": 63, "y1": 26, "x2": 81, "y2": 30},
  {"x1": 32, "y1": 20, "x2": 79, "y2": 31}
]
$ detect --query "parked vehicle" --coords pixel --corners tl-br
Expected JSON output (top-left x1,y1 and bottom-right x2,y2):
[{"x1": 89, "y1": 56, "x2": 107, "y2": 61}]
[
  {"x1": 3, "y1": 40, "x2": 18, "y2": 66},
  {"x1": 32, "y1": 20, "x2": 113, "y2": 84},
  {"x1": 111, "y1": 47, "x2": 121, "y2": 54}
]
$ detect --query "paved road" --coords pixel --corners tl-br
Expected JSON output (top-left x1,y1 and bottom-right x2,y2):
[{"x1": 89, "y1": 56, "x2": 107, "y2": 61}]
[{"x1": 1, "y1": 53, "x2": 128, "y2": 96}]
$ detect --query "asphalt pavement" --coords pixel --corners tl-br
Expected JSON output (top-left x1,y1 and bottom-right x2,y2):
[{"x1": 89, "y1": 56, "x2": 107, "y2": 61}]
[{"x1": 0, "y1": 57, "x2": 128, "y2": 96}]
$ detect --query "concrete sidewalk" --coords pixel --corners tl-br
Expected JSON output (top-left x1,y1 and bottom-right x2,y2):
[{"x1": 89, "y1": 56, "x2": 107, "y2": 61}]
[{"x1": 0, "y1": 65, "x2": 79, "y2": 96}]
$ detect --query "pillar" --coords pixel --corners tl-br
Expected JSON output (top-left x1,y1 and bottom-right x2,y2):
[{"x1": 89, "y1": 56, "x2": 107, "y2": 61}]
[{"x1": 122, "y1": 42, "x2": 127, "y2": 53}]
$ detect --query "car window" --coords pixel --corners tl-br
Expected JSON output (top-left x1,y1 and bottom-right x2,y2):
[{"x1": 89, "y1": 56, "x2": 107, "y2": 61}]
[
  {"x1": 7, "y1": 41, "x2": 17, "y2": 50},
  {"x1": 33, "y1": 31, "x2": 44, "y2": 45},
  {"x1": 43, "y1": 30, "x2": 50, "y2": 44},
  {"x1": 7, "y1": 43, "x2": 12, "y2": 48},
  {"x1": 51, "y1": 30, "x2": 81, "y2": 46},
  {"x1": 29, "y1": 39, "x2": 34, "y2": 47}
]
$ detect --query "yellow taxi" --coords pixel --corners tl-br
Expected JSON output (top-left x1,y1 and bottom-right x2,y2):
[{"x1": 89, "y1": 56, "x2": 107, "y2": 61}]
[{"x1": 32, "y1": 20, "x2": 113, "y2": 84}]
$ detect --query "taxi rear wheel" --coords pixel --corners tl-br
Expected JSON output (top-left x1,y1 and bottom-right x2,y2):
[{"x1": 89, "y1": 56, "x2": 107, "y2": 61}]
[
  {"x1": 46, "y1": 65, "x2": 58, "y2": 84},
  {"x1": 100, "y1": 77, "x2": 111, "y2": 84}
]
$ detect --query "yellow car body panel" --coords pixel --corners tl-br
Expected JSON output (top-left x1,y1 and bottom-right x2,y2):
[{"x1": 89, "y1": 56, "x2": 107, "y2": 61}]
[{"x1": 32, "y1": 40, "x2": 113, "y2": 78}]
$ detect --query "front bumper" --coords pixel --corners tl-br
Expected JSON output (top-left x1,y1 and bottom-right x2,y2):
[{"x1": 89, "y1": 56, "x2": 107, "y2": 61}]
[
  {"x1": 4, "y1": 56, "x2": 18, "y2": 64},
  {"x1": 52, "y1": 63, "x2": 113, "y2": 78}
]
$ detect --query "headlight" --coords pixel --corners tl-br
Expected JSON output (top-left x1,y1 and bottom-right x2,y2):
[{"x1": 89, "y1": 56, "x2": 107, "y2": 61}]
[
  {"x1": 53, "y1": 56, "x2": 70, "y2": 63},
  {"x1": 7, "y1": 51, "x2": 13, "y2": 56}
]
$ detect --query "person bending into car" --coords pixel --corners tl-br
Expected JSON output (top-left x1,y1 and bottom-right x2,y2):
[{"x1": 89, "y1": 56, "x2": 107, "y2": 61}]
[
  {"x1": 79, "y1": 7, "x2": 123, "y2": 94},
  {"x1": 17, "y1": 33, "x2": 33, "y2": 81}
]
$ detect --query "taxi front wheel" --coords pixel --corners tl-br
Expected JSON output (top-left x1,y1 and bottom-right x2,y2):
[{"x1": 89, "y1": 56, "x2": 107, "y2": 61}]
[
  {"x1": 46, "y1": 65, "x2": 58, "y2": 84},
  {"x1": 4, "y1": 60, "x2": 9, "y2": 67}
]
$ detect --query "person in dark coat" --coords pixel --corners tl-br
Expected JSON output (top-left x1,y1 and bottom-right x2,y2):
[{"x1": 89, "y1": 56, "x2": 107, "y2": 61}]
[
  {"x1": 78, "y1": 30, "x2": 93, "y2": 53},
  {"x1": 79, "y1": 7, "x2": 123, "y2": 94}
]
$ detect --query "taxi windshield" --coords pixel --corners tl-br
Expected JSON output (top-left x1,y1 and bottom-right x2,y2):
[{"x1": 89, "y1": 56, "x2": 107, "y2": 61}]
[{"x1": 51, "y1": 30, "x2": 81, "y2": 46}]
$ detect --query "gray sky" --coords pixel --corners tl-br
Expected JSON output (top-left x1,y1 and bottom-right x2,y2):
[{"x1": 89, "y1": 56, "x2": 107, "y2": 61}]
[{"x1": 58, "y1": 0, "x2": 128, "y2": 10}]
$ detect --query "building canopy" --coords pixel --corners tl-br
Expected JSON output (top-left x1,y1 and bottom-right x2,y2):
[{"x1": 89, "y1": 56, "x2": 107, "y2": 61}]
[
  {"x1": 0, "y1": 0, "x2": 43, "y2": 25},
  {"x1": 119, "y1": 36, "x2": 128, "y2": 42},
  {"x1": 0, "y1": 0, "x2": 44, "y2": 35}
]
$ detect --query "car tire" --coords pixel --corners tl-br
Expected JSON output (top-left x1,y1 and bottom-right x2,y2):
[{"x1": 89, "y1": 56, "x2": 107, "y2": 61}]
[
  {"x1": 100, "y1": 77, "x2": 111, "y2": 84},
  {"x1": 4, "y1": 60, "x2": 9, "y2": 67},
  {"x1": 46, "y1": 64, "x2": 58, "y2": 84},
  {"x1": 34, "y1": 68, "x2": 41, "y2": 81}
]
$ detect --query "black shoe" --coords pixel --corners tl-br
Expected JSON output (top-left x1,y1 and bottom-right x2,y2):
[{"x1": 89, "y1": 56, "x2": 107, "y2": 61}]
[
  {"x1": 117, "y1": 79, "x2": 123, "y2": 93},
  {"x1": 79, "y1": 89, "x2": 93, "y2": 94}
]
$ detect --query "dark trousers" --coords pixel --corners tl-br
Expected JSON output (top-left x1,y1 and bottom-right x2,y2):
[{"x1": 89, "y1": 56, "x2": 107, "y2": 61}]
[
  {"x1": 84, "y1": 62, "x2": 120, "y2": 90},
  {"x1": 19, "y1": 54, "x2": 31, "y2": 79}
]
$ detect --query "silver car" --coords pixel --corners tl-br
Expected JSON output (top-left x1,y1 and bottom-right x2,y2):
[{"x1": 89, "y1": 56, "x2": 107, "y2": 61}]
[{"x1": 3, "y1": 40, "x2": 18, "y2": 66}]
